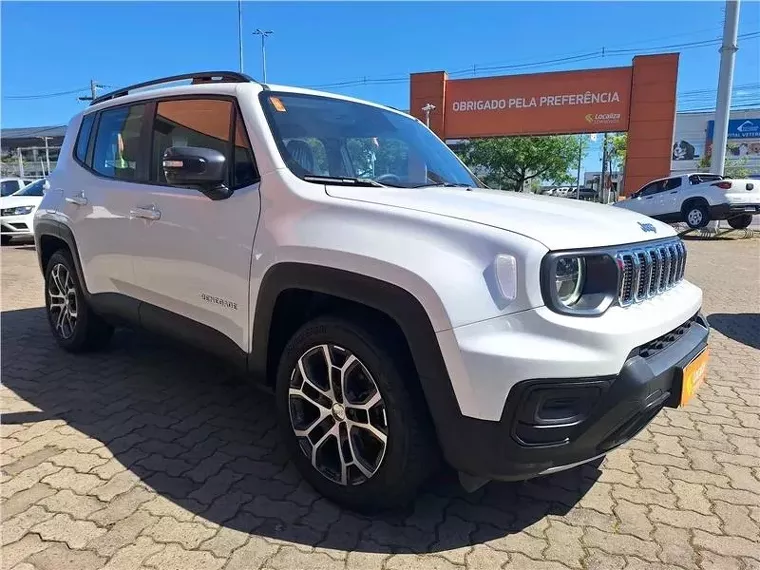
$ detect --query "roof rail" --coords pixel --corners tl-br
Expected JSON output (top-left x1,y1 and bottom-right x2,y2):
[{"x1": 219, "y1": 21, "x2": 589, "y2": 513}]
[{"x1": 90, "y1": 71, "x2": 257, "y2": 106}]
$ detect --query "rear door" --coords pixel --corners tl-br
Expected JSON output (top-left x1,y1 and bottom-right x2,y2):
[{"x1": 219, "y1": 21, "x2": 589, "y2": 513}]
[
  {"x1": 130, "y1": 97, "x2": 261, "y2": 352},
  {"x1": 59, "y1": 105, "x2": 147, "y2": 301}
]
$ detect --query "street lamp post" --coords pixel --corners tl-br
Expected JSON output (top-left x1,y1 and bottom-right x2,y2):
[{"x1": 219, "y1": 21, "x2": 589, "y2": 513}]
[
  {"x1": 253, "y1": 29, "x2": 274, "y2": 83},
  {"x1": 238, "y1": 0, "x2": 244, "y2": 73},
  {"x1": 422, "y1": 103, "x2": 436, "y2": 128}
]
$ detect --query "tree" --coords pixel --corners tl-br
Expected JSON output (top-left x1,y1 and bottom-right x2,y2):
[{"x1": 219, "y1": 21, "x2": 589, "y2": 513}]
[
  {"x1": 456, "y1": 136, "x2": 582, "y2": 191},
  {"x1": 609, "y1": 133, "x2": 627, "y2": 170},
  {"x1": 697, "y1": 143, "x2": 751, "y2": 178}
]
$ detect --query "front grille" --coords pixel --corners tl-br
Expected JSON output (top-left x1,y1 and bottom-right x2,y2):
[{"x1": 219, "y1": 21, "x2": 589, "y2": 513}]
[{"x1": 616, "y1": 238, "x2": 686, "y2": 306}]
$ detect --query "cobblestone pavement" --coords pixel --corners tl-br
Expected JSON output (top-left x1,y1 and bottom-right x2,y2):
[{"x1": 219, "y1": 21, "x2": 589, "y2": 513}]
[{"x1": 2, "y1": 237, "x2": 759, "y2": 570}]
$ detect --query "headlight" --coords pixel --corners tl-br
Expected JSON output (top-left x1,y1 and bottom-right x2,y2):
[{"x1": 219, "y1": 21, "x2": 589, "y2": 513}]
[
  {"x1": 542, "y1": 252, "x2": 619, "y2": 316},
  {"x1": 555, "y1": 257, "x2": 585, "y2": 306},
  {"x1": 3, "y1": 206, "x2": 35, "y2": 216}
]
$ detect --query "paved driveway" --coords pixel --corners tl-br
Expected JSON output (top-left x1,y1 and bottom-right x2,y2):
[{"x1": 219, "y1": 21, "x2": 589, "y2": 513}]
[{"x1": 2, "y1": 238, "x2": 759, "y2": 570}]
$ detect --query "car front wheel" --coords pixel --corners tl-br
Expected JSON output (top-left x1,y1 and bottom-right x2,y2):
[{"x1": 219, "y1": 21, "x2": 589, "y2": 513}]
[
  {"x1": 276, "y1": 316, "x2": 437, "y2": 512},
  {"x1": 684, "y1": 204, "x2": 709, "y2": 229}
]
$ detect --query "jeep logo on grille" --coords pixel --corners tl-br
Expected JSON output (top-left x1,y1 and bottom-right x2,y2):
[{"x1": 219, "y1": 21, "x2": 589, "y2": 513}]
[{"x1": 638, "y1": 222, "x2": 657, "y2": 233}]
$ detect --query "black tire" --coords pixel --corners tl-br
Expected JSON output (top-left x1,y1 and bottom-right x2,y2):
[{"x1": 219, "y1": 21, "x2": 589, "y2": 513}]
[
  {"x1": 44, "y1": 249, "x2": 113, "y2": 352},
  {"x1": 727, "y1": 214, "x2": 753, "y2": 230},
  {"x1": 275, "y1": 315, "x2": 437, "y2": 512},
  {"x1": 1, "y1": 235, "x2": 12, "y2": 246},
  {"x1": 683, "y1": 202, "x2": 709, "y2": 229}
]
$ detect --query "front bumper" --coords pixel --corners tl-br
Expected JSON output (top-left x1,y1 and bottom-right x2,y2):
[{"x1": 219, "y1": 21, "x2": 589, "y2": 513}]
[
  {"x1": 435, "y1": 312, "x2": 709, "y2": 481},
  {"x1": 1, "y1": 213, "x2": 34, "y2": 236},
  {"x1": 709, "y1": 202, "x2": 760, "y2": 219}
]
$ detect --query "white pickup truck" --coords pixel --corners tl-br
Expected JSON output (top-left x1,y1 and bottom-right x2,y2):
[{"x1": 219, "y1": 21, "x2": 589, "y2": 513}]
[{"x1": 614, "y1": 173, "x2": 759, "y2": 229}]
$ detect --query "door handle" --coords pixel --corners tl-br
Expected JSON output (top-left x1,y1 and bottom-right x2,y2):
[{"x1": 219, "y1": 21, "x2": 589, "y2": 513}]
[
  {"x1": 129, "y1": 205, "x2": 161, "y2": 221},
  {"x1": 669, "y1": 191, "x2": 678, "y2": 194},
  {"x1": 65, "y1": 192, "x2": 88, "y2": 206},
  {"x1": 645, "y1": 196, "x2": 653, "y2": 200}
]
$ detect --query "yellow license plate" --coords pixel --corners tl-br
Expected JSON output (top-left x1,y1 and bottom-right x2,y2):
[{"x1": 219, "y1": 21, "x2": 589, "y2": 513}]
[{"x1": 680, "y1": 348, "x2": 709, "y2": 407}]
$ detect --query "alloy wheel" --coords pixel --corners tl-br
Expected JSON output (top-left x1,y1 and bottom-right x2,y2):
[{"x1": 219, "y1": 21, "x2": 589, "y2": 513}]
[
  {"x1": 48, "y1": 263, "x2": 78, "y2": 339},
  {"x1": 288, "y1": 344, "x2": 388, "y2": 486}
]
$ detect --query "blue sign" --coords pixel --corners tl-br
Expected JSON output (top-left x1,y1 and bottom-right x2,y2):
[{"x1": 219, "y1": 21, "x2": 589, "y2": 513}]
[{"x1": 707, "y1": 118, "x2": 760, "y2": 140}]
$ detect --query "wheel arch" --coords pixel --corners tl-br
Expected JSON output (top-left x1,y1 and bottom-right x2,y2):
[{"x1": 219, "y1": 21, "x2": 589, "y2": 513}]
[
  {"x1": 249, "y1": 262, "x2": 461, "y2": 445},
  {"x1": 34, "y1": 220, "x2": 89, "y2": 295}
]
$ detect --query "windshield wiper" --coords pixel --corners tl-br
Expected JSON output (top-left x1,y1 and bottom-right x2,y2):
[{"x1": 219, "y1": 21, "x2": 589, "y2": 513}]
[
  {"x1": 409, "y1": 182, "x2": 473, "y2": 189},
  {"x1": 303, "y1": 175, "x2": 387, "y2": 187}
]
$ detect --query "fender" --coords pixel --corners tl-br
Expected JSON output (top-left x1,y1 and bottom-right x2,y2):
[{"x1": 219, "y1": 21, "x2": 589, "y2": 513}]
[
  {"x1": 34, "y1": 219, "x2": 87, "y2": 290},
  {"x1": 249, "y1": 262, "x2": 465, "y2": 449}
]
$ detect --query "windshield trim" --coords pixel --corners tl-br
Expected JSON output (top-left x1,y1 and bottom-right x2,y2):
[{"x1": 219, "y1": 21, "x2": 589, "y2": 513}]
[{"x1": 257, "y1": 90, "x2": 483, "y2": 189}]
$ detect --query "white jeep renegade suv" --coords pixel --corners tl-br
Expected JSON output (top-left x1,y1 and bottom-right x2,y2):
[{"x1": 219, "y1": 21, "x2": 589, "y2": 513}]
[{"x1": 34, "y1": 72, "x2": 709, "y2": 511}]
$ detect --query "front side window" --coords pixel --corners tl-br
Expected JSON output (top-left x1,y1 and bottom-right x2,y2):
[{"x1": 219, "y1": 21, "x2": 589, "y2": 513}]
[
  {"x1": 92, "y1": 105, "x2": 146, "y2": 180},
  {"x1": 151, "y1": 99, "x2": 231, "y2": 185},
  {"x1": 260, "y1": 92, "x2": 481, "y2": 188}
]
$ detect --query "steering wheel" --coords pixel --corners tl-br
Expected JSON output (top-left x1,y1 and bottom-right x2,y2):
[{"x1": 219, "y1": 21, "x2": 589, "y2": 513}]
[{"x1": 375, "y1": 173, "x2": 402, "y2": 185}]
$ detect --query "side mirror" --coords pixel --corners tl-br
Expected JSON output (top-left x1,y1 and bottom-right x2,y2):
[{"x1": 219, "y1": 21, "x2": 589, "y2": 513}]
[
  {"x1": 162, "y1": 146, "x2": 232, "y2": 200},
  {"x1": 42, "y1": 180, "x2": 51, "y2": 194}
]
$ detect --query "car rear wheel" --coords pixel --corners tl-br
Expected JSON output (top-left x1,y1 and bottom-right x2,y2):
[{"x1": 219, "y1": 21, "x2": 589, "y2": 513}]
[
  {"x1": 276, "y1": 316, "x2": 437, "y2": 512},
  {"x1": 727, "y1": 214, "x2": 753, "y2": 230},
  {"x1": 45, "y1": 250, "x2": 113, "y2": 352}
]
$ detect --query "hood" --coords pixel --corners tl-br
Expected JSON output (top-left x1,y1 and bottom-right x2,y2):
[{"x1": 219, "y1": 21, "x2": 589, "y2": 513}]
[
  {"x1": 325, "y1": 186, "x2": 674, "y2": 250},
  {"x1": 0, "y1": 195, "x2": 42, "y2": 210}
]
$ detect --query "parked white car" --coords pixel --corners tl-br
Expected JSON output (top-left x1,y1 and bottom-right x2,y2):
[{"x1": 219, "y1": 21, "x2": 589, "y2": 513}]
[
  {"x1": 614, "y1": 173, "x2": 759, "y2": 229},
  {"x1": 1, "y1": 177, "x2": 35, "y2": 197},
  {"x1": 1, "y1": 178, "x2": 46, "y2": 244},
  {"x1": 33, "y1": 72, "x2": 708, "y2": 510}
]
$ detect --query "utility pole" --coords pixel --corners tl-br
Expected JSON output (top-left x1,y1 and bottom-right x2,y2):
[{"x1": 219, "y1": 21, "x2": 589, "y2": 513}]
[
  {"x1": 17, "y1": 148, "x2": 25, "y2": 177},
  {"x1": 78, "y1": 80, "x2": 101, "y2": 102},
  {"x1": 253, "y1": 29, "x2": 274, "y2": 83},
  {"x1": 238, "y1": 0, "x2": 244, "y2": 73},
  {"x1": 40, "y1": 137, "x2": 52, "y2": 174},
  {"x1": 575, "y1": 135, "x2": 584, "y2": 199},
  {"x1": 422, "y1": 103, "x2": 436, "y2": 128},
  {"x1": 600, "y1": 133, "x2": 609, "y2": 203},
  {"x1": 711, "y1": 0, "x2": 740, "y2": 176}
]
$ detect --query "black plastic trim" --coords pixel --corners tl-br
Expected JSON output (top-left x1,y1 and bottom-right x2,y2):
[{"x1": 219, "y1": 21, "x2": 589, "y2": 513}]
[
  {"x1": 436, "y1": 313, "x2": 709, "y2": 480},
  {"x1": 249, "y1": 262, "x2": 461, "y2": 456}
]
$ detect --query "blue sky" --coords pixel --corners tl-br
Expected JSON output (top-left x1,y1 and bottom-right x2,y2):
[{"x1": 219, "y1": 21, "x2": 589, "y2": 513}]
[{"x1": 2, "y1": 1, "x2": 759, "y2": 174}]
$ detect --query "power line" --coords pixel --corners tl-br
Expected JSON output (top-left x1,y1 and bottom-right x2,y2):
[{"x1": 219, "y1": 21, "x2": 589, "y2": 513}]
[
  {"x1": 3, "y1": 87, "x2": 91, "y2": 100},
  {"x1": 306, "y1": 31, "x2": 760, "y2": 90}
]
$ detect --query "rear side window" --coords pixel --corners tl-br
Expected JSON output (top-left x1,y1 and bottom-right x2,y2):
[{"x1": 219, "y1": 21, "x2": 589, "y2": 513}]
[
  {"x1": 92, "y1": 104, "x2": 146, "y2": 181},
  {"x1": 75, "y1": 114, "x2": 95, "y2": 164}
]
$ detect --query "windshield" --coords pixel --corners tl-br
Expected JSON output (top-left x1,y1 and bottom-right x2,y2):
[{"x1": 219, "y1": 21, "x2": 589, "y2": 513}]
[
  {"x1": 260, "y1": 92, "x2": 482, "y2": 188},
  {"x1": 12, "y1": 179, "x2": 45, "y2": 197}
]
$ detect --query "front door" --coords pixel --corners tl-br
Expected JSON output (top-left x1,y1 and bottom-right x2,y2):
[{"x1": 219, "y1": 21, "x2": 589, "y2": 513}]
[{"x1": 130, "y1": 97, "x2": 261, "y2": 352}]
